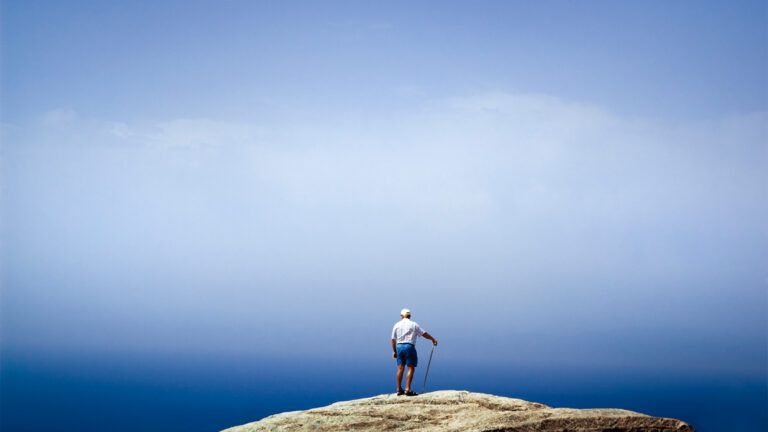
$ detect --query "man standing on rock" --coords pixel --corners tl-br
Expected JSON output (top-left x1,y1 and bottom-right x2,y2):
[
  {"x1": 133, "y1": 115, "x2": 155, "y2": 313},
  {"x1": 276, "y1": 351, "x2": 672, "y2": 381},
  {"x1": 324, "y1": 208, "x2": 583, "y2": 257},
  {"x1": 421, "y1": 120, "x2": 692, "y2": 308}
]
[{"x1": 391, "y1": 308, "x2": 438, "y2": 396}]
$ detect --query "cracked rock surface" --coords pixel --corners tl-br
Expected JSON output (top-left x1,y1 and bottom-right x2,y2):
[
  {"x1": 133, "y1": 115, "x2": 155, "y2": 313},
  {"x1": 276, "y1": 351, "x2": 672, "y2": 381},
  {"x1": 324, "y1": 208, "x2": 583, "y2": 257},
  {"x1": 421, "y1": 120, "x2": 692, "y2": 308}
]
[{"x1": 221, "y1": 390, "x2": 693, "y2": 431}]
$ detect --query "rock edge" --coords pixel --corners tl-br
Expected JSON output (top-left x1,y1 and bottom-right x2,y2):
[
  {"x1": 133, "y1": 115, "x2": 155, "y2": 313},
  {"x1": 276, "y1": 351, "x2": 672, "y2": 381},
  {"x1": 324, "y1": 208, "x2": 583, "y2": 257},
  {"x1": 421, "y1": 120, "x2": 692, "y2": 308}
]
[{"x1": 222, "y1": 390, "x2": 693, "y2": 431}]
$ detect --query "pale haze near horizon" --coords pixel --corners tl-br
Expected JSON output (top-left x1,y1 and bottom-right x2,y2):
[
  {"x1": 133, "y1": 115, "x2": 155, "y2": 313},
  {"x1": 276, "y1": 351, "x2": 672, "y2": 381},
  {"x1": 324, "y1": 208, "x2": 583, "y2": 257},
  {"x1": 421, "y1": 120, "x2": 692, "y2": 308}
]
[{"x1": 1, "y1": 1, "x2": 766, "y2": 376}]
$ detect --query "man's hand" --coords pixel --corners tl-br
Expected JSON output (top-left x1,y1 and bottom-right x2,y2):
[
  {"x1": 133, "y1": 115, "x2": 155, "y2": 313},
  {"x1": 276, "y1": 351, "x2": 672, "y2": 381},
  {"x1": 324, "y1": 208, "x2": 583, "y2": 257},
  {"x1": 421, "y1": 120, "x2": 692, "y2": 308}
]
[
  {"x1": 392, "y1": 352, "x2": 397, "y2": 359},
  {"x1": 423, "y1": 332, "x2": 438, "y2": 346}
]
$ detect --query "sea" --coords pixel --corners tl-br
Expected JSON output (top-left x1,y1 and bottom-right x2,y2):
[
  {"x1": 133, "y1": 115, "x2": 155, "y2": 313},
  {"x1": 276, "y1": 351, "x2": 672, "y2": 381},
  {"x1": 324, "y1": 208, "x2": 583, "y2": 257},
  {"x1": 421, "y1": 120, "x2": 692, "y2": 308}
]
[{"x1": 1, "y1": 352, "x2": 765, "y2": 431}]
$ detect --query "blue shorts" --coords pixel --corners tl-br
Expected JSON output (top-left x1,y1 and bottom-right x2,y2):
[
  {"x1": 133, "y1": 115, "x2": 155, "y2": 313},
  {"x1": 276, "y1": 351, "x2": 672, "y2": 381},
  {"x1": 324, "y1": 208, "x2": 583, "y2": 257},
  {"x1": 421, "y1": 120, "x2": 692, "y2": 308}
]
[{"x1": 396, "y1": 343, "x2": 418, "y2": 367}]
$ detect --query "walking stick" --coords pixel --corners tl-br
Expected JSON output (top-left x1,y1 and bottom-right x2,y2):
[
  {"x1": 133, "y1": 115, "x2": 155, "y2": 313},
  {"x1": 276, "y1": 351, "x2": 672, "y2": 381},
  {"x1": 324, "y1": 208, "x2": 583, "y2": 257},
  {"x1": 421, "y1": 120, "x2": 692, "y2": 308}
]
[{"x1": 422, "y1": 344, "x2": 436, "y2": 394}]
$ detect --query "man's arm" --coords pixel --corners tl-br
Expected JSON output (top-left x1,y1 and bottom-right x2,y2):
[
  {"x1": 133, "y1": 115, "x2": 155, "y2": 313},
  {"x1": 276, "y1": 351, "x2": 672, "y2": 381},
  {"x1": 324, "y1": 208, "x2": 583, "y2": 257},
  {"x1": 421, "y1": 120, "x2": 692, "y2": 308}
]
[
  {"x1": 422, "y1": 332, "x2": 438, "y2": 346},
  {"x1": 391, "y1": 338, "x2": 397, "y2": 358}
]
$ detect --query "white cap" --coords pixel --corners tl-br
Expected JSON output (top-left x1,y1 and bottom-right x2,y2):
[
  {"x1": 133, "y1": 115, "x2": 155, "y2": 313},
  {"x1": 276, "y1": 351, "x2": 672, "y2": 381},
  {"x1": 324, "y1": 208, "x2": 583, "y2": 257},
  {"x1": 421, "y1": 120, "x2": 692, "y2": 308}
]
[{"x1": 400, "y1": 308, "x2": 411, "y2": 316}]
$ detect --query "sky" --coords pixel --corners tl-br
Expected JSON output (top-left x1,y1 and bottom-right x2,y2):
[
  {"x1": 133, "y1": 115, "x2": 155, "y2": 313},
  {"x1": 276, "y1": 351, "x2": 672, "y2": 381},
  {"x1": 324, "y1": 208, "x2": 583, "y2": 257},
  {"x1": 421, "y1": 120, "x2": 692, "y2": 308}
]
[{"x1": 1, "y1": 0, "x2": 766, "y2": 377}]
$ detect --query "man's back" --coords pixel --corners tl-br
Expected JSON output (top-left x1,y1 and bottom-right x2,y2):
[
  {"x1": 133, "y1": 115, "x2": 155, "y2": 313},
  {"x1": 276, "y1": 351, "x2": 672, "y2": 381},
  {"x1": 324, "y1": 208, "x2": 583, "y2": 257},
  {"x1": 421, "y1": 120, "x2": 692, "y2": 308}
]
[{"x1": 392, "y1": 318, "x2": 425, "y2": 345}]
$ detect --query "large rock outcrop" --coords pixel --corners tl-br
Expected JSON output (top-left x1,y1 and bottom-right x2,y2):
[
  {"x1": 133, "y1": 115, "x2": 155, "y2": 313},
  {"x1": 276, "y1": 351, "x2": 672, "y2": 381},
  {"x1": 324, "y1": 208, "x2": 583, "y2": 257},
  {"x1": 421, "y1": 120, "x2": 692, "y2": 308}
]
[{"x1": 222, "y1": 390, "x2": 693, "y2": 431}]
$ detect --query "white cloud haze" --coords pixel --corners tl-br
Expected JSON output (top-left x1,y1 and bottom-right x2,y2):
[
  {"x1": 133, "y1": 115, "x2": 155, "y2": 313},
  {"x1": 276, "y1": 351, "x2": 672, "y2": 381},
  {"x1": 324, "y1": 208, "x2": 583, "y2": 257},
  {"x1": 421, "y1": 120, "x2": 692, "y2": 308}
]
[{"x1": 3, "y1": 92, "x2": 766, "y2": 373}]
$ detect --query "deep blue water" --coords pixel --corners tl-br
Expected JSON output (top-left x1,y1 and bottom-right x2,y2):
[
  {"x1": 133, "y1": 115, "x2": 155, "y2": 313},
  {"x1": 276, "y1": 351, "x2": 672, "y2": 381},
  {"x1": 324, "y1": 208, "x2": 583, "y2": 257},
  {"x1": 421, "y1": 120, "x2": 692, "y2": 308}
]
[{"x1": 1, "y1": 353, "x2": 765, "y2": 431}]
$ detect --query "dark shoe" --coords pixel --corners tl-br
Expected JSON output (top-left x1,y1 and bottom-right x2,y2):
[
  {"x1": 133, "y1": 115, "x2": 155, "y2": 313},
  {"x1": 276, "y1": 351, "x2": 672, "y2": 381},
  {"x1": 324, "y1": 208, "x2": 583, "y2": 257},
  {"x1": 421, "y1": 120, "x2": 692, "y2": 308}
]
[
  {"x1": 396, "y1": 388, "x2": 405, "y2": 396},
  {"x1": 405, "y1": 390, "x2": 418, "y2": 396}
]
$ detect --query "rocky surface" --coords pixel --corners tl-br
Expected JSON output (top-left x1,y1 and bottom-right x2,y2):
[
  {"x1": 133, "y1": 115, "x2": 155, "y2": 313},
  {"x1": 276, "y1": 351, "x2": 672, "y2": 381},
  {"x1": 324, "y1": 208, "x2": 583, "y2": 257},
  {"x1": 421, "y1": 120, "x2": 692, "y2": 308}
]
[{"x1": 222, "y1": 390, "x2": 693, "y2": 431}]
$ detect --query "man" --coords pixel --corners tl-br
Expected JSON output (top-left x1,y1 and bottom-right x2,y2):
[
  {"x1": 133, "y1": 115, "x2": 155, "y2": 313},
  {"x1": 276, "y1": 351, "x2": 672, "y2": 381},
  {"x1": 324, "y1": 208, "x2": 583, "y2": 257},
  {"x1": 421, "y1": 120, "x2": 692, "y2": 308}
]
[{"x1": 391, "y1": 308, "x2": 438, "y2": 396}]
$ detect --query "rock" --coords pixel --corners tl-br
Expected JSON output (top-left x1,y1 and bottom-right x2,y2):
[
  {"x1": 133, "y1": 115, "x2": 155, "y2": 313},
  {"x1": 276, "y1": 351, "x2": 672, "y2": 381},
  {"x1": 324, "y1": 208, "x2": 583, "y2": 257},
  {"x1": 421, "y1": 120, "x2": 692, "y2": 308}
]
[{"x1": 222, "y1": 390, "x2": 693, "y2": 431}]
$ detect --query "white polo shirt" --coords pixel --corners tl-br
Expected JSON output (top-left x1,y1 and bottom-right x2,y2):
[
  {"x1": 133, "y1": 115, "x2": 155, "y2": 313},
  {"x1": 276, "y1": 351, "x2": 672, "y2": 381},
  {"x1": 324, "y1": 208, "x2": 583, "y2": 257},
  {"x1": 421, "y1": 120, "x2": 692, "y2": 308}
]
[{"x1": 391, "y1": 318, "x2": 426, "y2": 345}]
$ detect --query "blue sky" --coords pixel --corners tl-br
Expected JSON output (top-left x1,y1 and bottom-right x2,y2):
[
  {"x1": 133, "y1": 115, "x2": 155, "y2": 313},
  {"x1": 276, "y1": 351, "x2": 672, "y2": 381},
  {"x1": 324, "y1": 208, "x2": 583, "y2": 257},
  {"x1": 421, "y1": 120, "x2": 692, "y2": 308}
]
[
  {"x1": 3, "y1": 1, "x2": 766, "y2": 121},
  {"x1": 1, "y1": 1, "x2": 766, "y2": 375}
]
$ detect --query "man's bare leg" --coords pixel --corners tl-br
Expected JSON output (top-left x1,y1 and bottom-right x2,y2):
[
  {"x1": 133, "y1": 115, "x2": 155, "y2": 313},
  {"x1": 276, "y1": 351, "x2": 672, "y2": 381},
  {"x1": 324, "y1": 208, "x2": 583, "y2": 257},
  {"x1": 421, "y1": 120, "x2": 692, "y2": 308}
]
[
  {"x1": 396, "y1": 365, "x2": 405, "y2": 391},
  {"x1": 405, "y1": 366, "x2": 415, "y2": 392}
]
